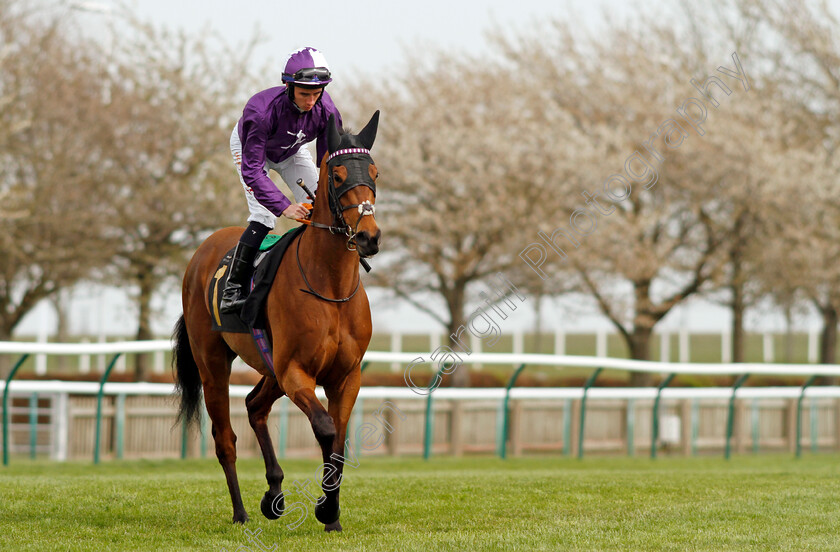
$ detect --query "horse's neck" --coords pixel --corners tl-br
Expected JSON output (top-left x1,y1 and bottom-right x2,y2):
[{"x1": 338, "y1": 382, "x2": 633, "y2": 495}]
[
  {"x1": 311, "y1": 189, "x2": 333, "y2": 229},
  {"x1": 302, "y1": 202, "x2": 359, "y2": 292}
]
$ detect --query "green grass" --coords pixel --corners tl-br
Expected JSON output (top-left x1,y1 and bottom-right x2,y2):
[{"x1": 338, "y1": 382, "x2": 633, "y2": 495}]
[{"x1": 1, "y1": 454, "x2": 839, "y2": 551}]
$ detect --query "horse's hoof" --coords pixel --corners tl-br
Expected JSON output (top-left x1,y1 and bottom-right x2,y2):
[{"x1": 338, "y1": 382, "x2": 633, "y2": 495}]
[
  {"x1": 260, "y1": 491, "x2": 284, "y2": 520},
  {"x1": 325, "y1": 520, "x2": 343, "y2": 532},
  {"x1": 314, "y1": 500, "x2": 340, "y2": 525},
  {"x1": 233, "y1": 512, "x2": 250, "y2": 524}
]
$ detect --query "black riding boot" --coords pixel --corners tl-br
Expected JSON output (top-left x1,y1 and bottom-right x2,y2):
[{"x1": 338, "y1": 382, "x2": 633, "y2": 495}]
[{"x1": 219, "y1": 242, "x2": 259, "y2": 314}]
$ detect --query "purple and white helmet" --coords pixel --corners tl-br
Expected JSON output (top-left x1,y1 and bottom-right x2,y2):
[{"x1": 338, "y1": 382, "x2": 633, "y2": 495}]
[{"x1": 281, "y1": 47, "x2": 332, "y2": 86}]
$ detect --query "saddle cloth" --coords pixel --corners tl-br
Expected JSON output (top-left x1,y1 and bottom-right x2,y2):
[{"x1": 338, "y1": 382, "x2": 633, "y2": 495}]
[{"x1": 208, "y1": 225, "x2": 307, "y2": 333}]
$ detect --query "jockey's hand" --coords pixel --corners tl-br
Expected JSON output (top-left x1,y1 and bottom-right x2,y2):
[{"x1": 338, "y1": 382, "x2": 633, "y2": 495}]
[{"x1": 282, "y1": 203, "x2": 310, "y2": 220}]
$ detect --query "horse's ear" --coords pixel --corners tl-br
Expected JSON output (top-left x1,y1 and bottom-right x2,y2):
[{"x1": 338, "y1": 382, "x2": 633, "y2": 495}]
[
  {"x1": 327, "y1": 113, "x2": 341, "y2": 153},
  {"x1": 358, "y1": 110, "x2": 380, "y2": 150}
]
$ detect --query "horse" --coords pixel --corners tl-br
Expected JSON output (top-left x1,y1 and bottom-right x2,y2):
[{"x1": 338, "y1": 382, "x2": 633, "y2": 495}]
[{"x1": 171, "y1": 111, "x2": 381, "y2": 531}]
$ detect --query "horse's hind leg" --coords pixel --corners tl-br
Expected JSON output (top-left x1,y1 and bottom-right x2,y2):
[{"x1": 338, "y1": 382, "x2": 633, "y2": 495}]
[
  {"x1": 204, "y1": 375, "x2": 249, "y2": 523},
  {"x1": 245, "y1": 376, "x2": 285, "y2": 520},
  {"x1": 192, "y1": 333, "x2": 249, "y2": 524}
]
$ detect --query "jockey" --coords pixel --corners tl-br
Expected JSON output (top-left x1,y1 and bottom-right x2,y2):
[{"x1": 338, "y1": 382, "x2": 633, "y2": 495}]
[{"x1": 221, "y1": 46, "x2": 343, "y2": 314}]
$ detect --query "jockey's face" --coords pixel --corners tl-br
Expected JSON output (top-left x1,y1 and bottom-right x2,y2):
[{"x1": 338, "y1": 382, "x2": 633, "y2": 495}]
[{"x1": 290, "y1": 85, "x2": 323, "y2": 111}]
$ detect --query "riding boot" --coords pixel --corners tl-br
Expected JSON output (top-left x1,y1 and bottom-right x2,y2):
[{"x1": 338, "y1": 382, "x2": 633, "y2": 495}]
[{"x1": 219, "y1": 242, "x2": 259, "y2": 314}]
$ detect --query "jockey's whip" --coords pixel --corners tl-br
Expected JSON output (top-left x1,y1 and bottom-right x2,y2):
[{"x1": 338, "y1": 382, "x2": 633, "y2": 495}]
[
  {"x1": 296, "y1": 178, "x2": 316, "y2": 201},
  {"x1": 294, "y1": 178, "x2": 315, "y2": 225}
]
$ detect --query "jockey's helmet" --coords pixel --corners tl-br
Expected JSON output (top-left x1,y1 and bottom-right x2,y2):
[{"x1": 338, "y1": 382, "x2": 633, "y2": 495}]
[{"x1": 282, "y1": 47, "x2": 333, "y2": 87}]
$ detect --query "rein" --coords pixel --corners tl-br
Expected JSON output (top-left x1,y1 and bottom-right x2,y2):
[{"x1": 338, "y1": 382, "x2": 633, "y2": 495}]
[
  {"x1": 295, "y1": 234, "x2": 361, "y2": 303},
  {"x1": 295, "y1": 218, "x2": 353, "y2": 235}
]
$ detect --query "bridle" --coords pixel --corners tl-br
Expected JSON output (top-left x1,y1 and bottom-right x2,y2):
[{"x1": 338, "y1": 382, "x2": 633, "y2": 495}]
[
  {"x1": 296, "y1": 147, "x2": 378, "y2": 303},
  {"x1": 325, "y1": 147, "x2": 377, "y2": 251},
  {"x1": 297, "y1": 147, "x2": 377, "y2": 250}
]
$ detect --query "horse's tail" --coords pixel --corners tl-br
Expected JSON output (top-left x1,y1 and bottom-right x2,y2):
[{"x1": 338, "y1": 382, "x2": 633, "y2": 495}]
[{"x1": 172, "y1": 314, "x2": 203, "y2": 428}]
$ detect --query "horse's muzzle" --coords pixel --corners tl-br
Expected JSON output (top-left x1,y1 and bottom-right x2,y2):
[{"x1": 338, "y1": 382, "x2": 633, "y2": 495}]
[{"x1": 355, "y1": 229, "x2": 381, "y2": 257}]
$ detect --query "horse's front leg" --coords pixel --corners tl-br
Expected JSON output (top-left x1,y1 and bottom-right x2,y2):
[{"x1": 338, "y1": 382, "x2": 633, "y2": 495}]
[
  {"x1": 280, "y1": 365, "x2": 342, "y2": 529},
  {"x1": 245, "y1": 376, "x2": 286, "y2": 519},
  {"x1": 316, "y1": 368, "x2": 362, "y2": 532}
]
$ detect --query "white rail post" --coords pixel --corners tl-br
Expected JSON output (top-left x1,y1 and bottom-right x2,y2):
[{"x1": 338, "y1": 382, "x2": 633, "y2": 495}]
[
  {"x1": 390, "y1": 332, "x2": 402, "y2": 373},
  {"x1": 470, "y1": 333, "x2": 483, "y2": 370},
  {"x1": 660, "y1": 332, "x2": 670, "y2": 362},
  {"x1": 512, "y1": 332, "x2": 524, "y2": 356},
  {"x1": 429, "y1": 331, "x2": 441, "y2": 353},
  {"x1": 596, "y1": 329, "x2": 607, "y2": 357},
  {"x1": 116, "y1": 350, "x2": 127, "y2": 373},
  {"x1": 53, "y1": 392, "x2": 68, "y2": 461},
  {"x1": 154, "y1": 349, "x2": 165, "y2": 374},
  {"x1": 763, "y1": 333, "x2": 774, "y2": 363},
  {"x1": 97, "y1": 334, "x2": 106, "y2": 373},
  {"x1": 808, "y1": 329, "x2": 818, "y2": 363},
  {"x1": 679, "y1": 327, "x2": 690, "y2": 363},
  {"x1": 721, "y1": 328, "x2": 732, "y2": 364},
  {"x1": 554, "y1": 329, "x2": 566, "y2": 356},
  {"x1": 36, "y1": 315, "x2": 48, "y2": 375},
  {"x1": 79, "y1": 338, "x2": 91, "y2": 374}
]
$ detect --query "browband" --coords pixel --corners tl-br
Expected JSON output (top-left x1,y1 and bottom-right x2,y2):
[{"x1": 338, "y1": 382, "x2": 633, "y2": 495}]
[{"x1": 327, "y1": 148, "x2": 370, "y2": 163}]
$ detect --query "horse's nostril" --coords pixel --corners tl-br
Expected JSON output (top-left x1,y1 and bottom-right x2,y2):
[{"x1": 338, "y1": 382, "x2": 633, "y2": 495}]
[{"x1": 357, "y1": 231, "x2": 380, "y2": 256}]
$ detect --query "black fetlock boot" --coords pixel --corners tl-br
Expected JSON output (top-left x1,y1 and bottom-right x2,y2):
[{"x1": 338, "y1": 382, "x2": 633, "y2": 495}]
[{"x1": 219, "y1": 242, "x2": 259, "y2": 314}]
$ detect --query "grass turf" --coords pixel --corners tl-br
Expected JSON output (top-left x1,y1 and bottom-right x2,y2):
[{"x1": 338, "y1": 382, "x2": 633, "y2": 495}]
[{"x1": 0, "y1": 454, "x2": 838, "y2": 551}]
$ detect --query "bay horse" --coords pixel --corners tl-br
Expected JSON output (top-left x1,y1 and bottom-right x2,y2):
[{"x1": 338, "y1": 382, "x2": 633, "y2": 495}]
[{"x1": 172, "y1": 111, "x2": 381, "y2": 530}]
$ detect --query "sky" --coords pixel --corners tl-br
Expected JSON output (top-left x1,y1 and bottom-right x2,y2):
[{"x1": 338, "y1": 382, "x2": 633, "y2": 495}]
[
  {"x1": 123, "y1": 0, "x2": 613, "y2": 79},
  {"x1": 65, "y1": 0, "x2": 638, "y2": 92},
  {"x1": 16, "y1": 0, "x2": 826, "y2": 338}
]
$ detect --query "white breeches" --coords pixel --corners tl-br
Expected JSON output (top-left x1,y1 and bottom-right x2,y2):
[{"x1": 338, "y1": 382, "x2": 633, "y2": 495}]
[{"x1": 230, "y1": 125, "x2": 319, "y2": 229}]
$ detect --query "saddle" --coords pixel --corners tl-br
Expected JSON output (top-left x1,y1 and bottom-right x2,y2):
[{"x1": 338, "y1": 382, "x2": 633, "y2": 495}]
[{"x1": 208, "y1": 225, "x2": 307, "y2": 334}]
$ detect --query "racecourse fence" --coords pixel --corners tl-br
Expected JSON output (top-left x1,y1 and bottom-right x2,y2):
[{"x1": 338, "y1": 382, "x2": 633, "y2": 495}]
[
  {"x1": 7, "y1": 328, "x2": 831, "y2": 376},
  {"x1": 2, "y1": 341, "x2": 840, "y2": 464}
]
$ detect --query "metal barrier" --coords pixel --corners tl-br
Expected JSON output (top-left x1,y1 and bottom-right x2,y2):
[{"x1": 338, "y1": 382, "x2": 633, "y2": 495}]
[
  {"x1": 422, "y1": 363, "x2": 451, "y2": 460},
  {"x1": 1, "y1": 380, "x2": 839, "y2": 462},
  {"x1": 725, "y1": 374, "x2": 750, "y2": 460},
  {"x1": 5, "y1": 342, "x2": 840, "y2": 463},
  {"x1": 94, "y1": 353, "x2": 123, "y2": 464},
  {"x1": 577, "y1": 367, "x2": 603, "y2": 459},
  {"x1": 497, "y1": 364, "x2": 526, "y2": 459},
  {"x1": 3, "y1": 354, "x2": 30, "y2": 466},
  {"x1": 650, "y1": 373, "x2": 676, "y2": 459},
  {"x1": 796, "y1": 375, "x2": 819, "y2": 458}
]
